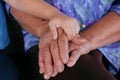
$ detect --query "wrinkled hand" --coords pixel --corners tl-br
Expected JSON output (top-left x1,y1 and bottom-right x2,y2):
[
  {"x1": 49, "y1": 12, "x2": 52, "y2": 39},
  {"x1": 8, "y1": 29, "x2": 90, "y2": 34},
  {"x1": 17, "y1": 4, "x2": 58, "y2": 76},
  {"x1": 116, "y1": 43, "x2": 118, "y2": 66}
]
[
  {"x1": 67, "y1": 33, "x2": 92, "y2": 67},
  {"x1": 39, "y1": 28, "x2": 69, "y2": 79},
  {"x1": 38, "y1": 32, "x2": 54, "y2": 79},
  {"x1": 49, "y1": 28, "x2": 69, "y2": 76}
]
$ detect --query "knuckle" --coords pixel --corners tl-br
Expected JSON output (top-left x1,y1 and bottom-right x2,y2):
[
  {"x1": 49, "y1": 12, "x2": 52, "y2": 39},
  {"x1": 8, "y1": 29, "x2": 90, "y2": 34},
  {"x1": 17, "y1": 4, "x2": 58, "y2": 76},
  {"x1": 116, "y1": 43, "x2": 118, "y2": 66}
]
[
  {"x1": 59, "y1": 38, "x2": 66, "y2": 45},
  {"x1": 46, "y1": 59, "x2": 51, "y2": 64},
  {"x1": 44, "y1": 52, "x2": 50, "y2": 57}
]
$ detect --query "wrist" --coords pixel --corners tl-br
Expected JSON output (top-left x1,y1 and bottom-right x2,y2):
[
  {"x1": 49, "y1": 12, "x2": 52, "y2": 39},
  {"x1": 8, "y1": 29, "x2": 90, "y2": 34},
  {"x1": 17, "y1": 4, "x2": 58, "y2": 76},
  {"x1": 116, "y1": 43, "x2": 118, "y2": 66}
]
[
  {"x1": 48, "y1": 9, "x2": 65, "y2": 20},
  {"x1": 78, "y1": 32, "x2": 93, "y2": 52},
  {"x1": 10, "y1": 7, "x2": 50, "y2": 38},
  {"x1": 36, "y1": 21, "x2": 50, "y2": 38},
  {"x1": 81, "y1": 12, "x2": 120, "y2": 50}
]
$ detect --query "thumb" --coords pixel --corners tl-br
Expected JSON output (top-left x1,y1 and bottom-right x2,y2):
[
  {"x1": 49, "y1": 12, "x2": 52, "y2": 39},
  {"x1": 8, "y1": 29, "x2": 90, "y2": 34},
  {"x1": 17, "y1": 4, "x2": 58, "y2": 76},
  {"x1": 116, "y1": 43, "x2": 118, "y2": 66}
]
[
  {"x1": 72, "y1": 35, "x2": 86, "y2": 45},
  {"x1": 49, "y1": 24, "x2": 58, "y2": 40}
]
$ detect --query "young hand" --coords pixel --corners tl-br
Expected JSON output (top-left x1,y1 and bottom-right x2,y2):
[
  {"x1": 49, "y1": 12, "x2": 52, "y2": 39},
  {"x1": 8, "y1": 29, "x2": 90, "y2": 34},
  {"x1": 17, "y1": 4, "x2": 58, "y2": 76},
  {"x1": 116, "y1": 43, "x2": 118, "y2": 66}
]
[{"x1": 49, "y1": 13, "x2": 80, "y2": 40}]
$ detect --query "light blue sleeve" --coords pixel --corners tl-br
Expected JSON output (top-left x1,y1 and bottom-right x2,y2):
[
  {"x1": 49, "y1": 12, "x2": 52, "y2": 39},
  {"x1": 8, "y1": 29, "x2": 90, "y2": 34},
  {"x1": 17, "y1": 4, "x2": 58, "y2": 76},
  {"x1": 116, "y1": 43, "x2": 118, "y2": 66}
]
[{"x1": 110, "y1": 1, "x2": 120, "y2": 15}]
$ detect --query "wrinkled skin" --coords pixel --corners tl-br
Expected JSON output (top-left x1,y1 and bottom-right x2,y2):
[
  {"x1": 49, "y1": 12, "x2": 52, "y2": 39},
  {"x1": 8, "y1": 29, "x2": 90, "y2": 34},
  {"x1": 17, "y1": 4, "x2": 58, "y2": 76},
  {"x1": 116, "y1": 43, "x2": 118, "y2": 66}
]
[
  {"x1": 39, "y1": 29, "x2": 69, "y2": 79},
  {"x1": 39, "y1": 28, "x2": 92, "y2": 79},
  {"x1": 67, "y1": 33, "x2": 92, "y2": 67}
]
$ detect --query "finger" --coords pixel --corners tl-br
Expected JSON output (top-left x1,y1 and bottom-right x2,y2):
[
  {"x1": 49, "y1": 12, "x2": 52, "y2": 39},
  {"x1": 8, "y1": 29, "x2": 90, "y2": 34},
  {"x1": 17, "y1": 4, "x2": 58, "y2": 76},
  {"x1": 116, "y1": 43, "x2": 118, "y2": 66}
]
[
  {"x1": 71, "y1": 34, "x2": 86, "y2": 45},
  {"x1": 38, "y1": 50, "x2": 45, "y2": 74},
  {"x1": 39, "y1": 42, "x2": 45, "y2": 74},
  {"x1": 44, "y1": 51, "x2": 53, "y2": 80},
  {"x1": 57, "y1": 28, "x2": 64, "y2": 34},
  {"x1": 58, "y1": 28, "x2": 69, "y2": 64},
  {"x1": 50, "y1": 40, "x2": 64, "y2": 73},
  {"x1": 67, "y1": 50, "x2": 81, "y2": 67},
  {"x1": 63, "y1": 25, "x2": 73, "y2": 40},
  {"x1": 49, "y1": 23, "x2": 58, "y2": 40},
  {"x1": 70, "y1": 25, "x2": 76, "y2": 39},
  {"x1": 65, "y1": 21, "x2": 79, "y2": 40},
  {"x1": 75, "y1": 23, "x2": 80, "y2": 35},
  {"x1": 73, "y1": 18, "x2": 80, "y2": 35},
  {"x1": 69, "y1": 43, "x2": 79, "y2": 52},
  {"x1": 51, "y1": 65, "x2": 58, "y2": 77}
]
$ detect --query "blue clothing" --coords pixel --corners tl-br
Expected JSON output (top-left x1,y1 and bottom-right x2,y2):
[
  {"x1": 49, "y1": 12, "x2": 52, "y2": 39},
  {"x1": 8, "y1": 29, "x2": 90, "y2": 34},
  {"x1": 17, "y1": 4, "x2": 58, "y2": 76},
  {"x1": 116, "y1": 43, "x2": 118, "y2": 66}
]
[
  {"x1": 0, "y1": 54, "x2": 18, "y2": 80},
  {"x1": 22, "y1": 30, "x2": 39, "y2": 51},
  {"x1": 0, "y1": 1, "x2": 18, "y2": 80},
  {"x1": 0, "y1": 0, "x2": 10, "y2": 49},
  {"x1": 0, "y1": 2, "x2": 18, "y2": 80},
  {"x1": 7, "y1": 0, "x2": 120, "y2": 74}
]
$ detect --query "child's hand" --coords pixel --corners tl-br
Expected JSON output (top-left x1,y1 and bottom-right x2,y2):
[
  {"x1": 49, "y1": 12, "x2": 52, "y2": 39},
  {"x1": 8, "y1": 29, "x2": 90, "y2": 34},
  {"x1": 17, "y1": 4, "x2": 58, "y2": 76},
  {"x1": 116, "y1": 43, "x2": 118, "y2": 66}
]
[{"x1": 49, "y1": 13, "x2": 80, "y2": 40}]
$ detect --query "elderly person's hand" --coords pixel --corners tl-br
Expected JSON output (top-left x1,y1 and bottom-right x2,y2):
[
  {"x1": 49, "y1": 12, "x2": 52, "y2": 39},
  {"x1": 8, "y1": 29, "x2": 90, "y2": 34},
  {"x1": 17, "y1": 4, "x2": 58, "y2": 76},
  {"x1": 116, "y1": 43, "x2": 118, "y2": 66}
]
[
  {"x1": 39, "y1": 28, "x2": 69, "y2": 79},
  {"x1": 67, "y1": 12, "x2": 120, "y2": 67},
  {"x1": 67, "y1": 33, "x2": 92, "y2": 67}
]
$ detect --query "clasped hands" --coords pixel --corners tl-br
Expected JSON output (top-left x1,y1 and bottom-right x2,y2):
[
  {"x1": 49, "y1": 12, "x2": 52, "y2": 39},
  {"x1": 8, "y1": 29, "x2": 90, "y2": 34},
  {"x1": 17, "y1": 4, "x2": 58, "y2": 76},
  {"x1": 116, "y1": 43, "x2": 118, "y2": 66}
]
[{"x1": 39, "y1": 28, "x2": 92, "y2": 80}]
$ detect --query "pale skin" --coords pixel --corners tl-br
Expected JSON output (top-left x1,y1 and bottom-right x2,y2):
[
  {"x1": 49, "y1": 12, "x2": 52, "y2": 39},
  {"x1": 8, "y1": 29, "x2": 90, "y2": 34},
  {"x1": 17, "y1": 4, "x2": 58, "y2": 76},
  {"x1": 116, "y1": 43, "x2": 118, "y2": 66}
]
[
  {"x1": 10, "y1": 7, "x2": 120, "y2": 80},
  {"x1": 4, "y1": 0, "x2": 80, "y2": 40}
]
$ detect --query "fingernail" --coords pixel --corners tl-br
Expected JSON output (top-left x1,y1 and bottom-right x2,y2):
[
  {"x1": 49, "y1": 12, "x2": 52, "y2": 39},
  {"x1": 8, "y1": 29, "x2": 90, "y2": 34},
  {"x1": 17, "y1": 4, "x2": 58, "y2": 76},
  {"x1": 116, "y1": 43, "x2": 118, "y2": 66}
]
[
  {"x1": 39, "y1": 69, "x2": 44, "y2": 74},
  {"x1": 51, "y1": 73, "x2": 56, "y2": 77},
  {"x1": 58, "y1": 66, "x2": 64, "y2": 73},
  {"x1": 67, "y1": 62, "x2": 73, "y2": 67},
  {"x1": 44, "y1": 74, "x2": 49, "y2": 79},
  {"x1": 40, "y1": 70, "x2": 43, "y2": 74}
]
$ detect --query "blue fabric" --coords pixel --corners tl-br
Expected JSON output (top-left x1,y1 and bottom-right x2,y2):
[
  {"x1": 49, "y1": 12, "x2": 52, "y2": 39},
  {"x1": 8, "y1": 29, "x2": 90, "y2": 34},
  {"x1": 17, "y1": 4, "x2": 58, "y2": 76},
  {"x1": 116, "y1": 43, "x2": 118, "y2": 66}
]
[
  {"x1": 22, "y1": 30, "x2": 39, "y2": 51},
  {"x1": 111, "y1": 1, "x2": 120, "y2": 15},
  {"x1": 0, "y1": 54, "x2": 18, "y2": 80},
  {"x1": 0, "y1": 0, "x2": 10, "y2": 49},
  {"x1": 50, "y1": 0, "x2": 114, "y2": 27}
]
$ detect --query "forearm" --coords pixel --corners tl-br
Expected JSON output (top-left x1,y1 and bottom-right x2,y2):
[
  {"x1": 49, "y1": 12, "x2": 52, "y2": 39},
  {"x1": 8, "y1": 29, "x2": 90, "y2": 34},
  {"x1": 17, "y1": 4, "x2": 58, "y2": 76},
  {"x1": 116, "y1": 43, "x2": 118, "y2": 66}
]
[
  {"x1": 4, "y1": 0, "x2": 62, "y2": 19},
  {"x1": 82, "y1": 11, "x2": 120, "y2": 50},
  {"x1": 10, "y1": 7, "x2": 49, "y2": 38}
]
